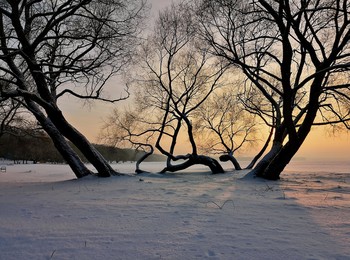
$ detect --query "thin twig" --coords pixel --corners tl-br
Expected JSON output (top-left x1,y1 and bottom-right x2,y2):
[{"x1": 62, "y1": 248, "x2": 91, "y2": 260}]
[
  {"x1": 50, "y1": 250, "x2": 56, "y2": 259},
  {"x1": 207, "y1": 199, "x2": 234, "y2": 210}
]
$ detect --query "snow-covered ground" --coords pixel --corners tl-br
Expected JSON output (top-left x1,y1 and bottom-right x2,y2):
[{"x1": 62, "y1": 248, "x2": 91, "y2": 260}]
[{"x1": 0, "y1": 160, "x2": 349, "y2": 260}]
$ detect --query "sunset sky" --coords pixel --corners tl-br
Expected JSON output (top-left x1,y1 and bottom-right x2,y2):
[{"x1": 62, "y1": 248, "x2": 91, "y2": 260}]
[{"x1": 61, "y1": 0, "x2": 350, "y2": 161}]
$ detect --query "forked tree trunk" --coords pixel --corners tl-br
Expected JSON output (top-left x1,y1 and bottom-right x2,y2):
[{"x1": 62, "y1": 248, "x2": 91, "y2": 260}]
[
  {"x1": 48, "y1": 110, "x2": 117, "y2": 177},
  {"x1": 28, "y1": 102, "x2": 92, "y2": 178},
  {"x1": 250, "y1": 119, "x2": 316, "y2": 180},
  {"x1": 246, "y1": 141, "x2": 283, "y2": 178},
  {"x1": 261, "y1": 104, "x2": 319, "y2": 180},
  {"x1": 260, "y1": 141, "x2": 301, "y2": 180},
  {"x1": 42, "y1": 120, "x2": 93, "y2": 178},
  {"x1": 245, "y1": 125, "x2": 274, "y2": 169}
]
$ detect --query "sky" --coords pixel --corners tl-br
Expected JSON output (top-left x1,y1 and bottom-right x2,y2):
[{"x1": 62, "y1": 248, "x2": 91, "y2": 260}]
[
  {"x1": 60, "y1": 0, "x2": 176, "y2": 139},
  {"x1": 60, "y1": 0, "x2": 350, "y2": 162}
]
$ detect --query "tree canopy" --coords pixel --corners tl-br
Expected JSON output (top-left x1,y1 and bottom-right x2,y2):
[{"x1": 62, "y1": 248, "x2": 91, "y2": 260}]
[
  {"x1": 0, "y1": 0, "x2": 147, "y2": 178},
  {"x1": 196, "y1": 0, "x2": 350, "y2": 179}
]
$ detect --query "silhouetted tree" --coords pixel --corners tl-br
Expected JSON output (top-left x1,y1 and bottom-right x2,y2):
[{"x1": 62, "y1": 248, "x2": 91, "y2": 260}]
[
  {"x1": 103, "y1": 2, "x2": 226, "y2": 174},
  {"x1": 198, "y1": 0, "x2": 350, "y2": 179},
  {"x1": 0, "y1": 98, "x2": 48, "y2": 136},
  {"x1": 193, "y1": 89, "x2": 272, "y2": 170},
  {"x1": 0, "y1": 98, "x2": 21, "y2": 137},
  {"x1": 0, "y1": 0, "x2": 146, "y2": 177},
  {"x1": 101, "y1": 108, "x2": 157, "y2": 173}
]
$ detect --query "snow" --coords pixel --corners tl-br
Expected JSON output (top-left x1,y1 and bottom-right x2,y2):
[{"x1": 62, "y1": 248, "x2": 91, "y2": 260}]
[{"x1": 0, "y1": 161, "x2": 349, "y2": 259}]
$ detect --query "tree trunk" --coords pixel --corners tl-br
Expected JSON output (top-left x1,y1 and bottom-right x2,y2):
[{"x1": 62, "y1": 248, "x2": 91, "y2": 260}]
[
  {"x1": 48, "y1": 110, "x2": 117, "y2": 177},
  {"x1": 42, "y1": 120, "x2": 93, "y2": 178},
  {"x1": 245, "y1": 125, "x2": 274, "y2": 169},
  {"x1": 135, "y1": 145, "x2": 154, "y2": 174},
  {"x1": 246, "y1": 141, "x2": 283, "y2": 178},
  {"x1": 260, "y1": 141, "x2": 300, "y2": 180},
  {"x1": 262, "y1": 98, "x2": 319, "y2": 180},
  {"x1": 250, "y1": 113, "x2": 316, "y2": 180},
  {"x1": 27, "y1": 102, "x2": 92, "y2": 178},
  {"x1": 219, "y1": 154, "x2": 242, "y2": 170},
  {"x1": 161, "y1": 155, "x2": 225, "y2": 174},
  {"x1": 198, "y1": 155, "x2": 225, "y2": 174}
]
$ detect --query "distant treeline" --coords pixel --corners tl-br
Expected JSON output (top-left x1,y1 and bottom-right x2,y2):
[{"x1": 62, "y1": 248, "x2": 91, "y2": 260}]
[{"x1": 0, "y1": 133, "x2": 164, "y2": 164}]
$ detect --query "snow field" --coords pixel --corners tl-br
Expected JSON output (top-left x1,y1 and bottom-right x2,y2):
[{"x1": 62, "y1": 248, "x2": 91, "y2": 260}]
[{"x1": 0, "y1": 162, "x2": 349, "y2": 259}]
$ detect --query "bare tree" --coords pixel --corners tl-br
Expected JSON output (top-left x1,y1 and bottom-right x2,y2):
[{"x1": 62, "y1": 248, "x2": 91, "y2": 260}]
[
  {"x1": 103, "y1": 2, "x2": 226, "y2": 174},
  {"x1": 101, "y1": 107, "x2": 157, "y2": 173},
  {"x1": 0, "y1": 95, "x2": 91, "y2": 176},
  {"x1": 193, "y1": 89, "x2": 271, "y2": 170},
  {"x1": 0, "y1": 0, "x2": 146, "y2": 177},
  {"x1": 196, "y1": 0, "x2": 350, "y2": 180},
  {"x1": 0, "y1": 98, "x2": 21, "y2": 137},
  {"x1": 0, "y1": 98, "x2": 46, "y2": 139}
]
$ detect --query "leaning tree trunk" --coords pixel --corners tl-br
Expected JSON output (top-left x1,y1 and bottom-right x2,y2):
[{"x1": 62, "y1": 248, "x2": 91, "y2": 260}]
[
  {"x1": 27, "y1": 102, "x2": 92, "y2": 178},
  {"x1": 41, "y1": 120, "x2": 93, "y2": 178},
  {"x1": 246, "y1": 121, "x2": 288, "y2": 179},
  {"x1": 262, "y1": 104, "x2": 319, "y2": 180},
  {"x1": 245, "y1": 125, "x2": 274, "y2": 169},
  {"x1": 48, "y1": 110, "x2": 117, "y2": 177},
  {"x1": 161, "y1": 154, "x2": 225, "y2": 174},
  {"x1": 260, "y1": 141, "x2": 301, "y2": 180},
  {"x1": 246, "y1": 141, "x2": 283, "y2": 178}
]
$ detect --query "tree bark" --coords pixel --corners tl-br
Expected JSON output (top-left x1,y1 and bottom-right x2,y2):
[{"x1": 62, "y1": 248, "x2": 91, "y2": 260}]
[
  {"x1": 250, "y1": 99, "x2": 319, "y2": 180},
  {"x1": 261, "y1": 141, "x2": 300, "y2": 180},
  {"x1": 135, "y1": 145, "x2": 154, "y2": 174},
  {"x1": 261, "y1": 87, "x2": 321, "y2": 180},
  {"x1": 247, "y1": 141, "x2": 283, "y2": 178},
  {"x1": 47, "y1": 110, "x2": 117, "y2": 177},
  {"x1": 219, "y1": 154, "x2": 242, "y2": 170},
  {"x1": 245, "y1": 125, "x2": 274, "y2": 169},
  {"x1": 27, "y1": 102, "x2": 92, "y2": 178},
  {"x1": 161, "y1": 155, "x2": 225, "y2": 174}
]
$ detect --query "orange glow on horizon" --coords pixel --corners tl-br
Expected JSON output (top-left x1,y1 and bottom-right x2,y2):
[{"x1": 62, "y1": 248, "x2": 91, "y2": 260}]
[{"x1": 62, "y1": 99, "x2": 349, "y2": 162}]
